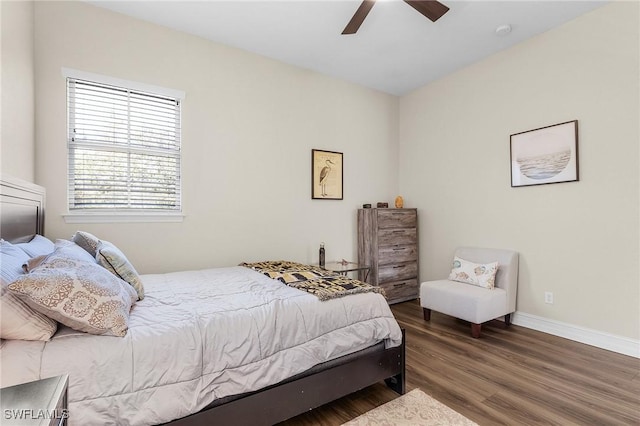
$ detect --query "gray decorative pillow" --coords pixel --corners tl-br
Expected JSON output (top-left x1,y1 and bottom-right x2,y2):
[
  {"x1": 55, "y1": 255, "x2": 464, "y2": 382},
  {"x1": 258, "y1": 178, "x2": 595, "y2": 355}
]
[
  {"x1": 96, "y1": 241, "x2": 145, "y2": 300},
  {"x1": 9, "y1": 256, "x2": 137, "y2": 337},
  {"x1": 71, "y1": 231, "x2": 101, "y2": 257}
]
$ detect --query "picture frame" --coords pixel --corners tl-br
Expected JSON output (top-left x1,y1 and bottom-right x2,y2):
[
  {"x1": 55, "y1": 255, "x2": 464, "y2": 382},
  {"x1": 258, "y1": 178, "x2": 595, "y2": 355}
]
[
  {"x1": 510, "y1": 120, "x2": 579, "y2": 187},
  {"x1": 312, "y1": 149, "x2": 343, "y2": 200}
]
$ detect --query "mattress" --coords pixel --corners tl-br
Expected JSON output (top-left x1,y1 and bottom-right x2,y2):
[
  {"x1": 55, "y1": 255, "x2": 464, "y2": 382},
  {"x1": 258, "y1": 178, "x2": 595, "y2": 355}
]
[{"x1": 0, "y1": 266, "x2": 402, "y2": 425}]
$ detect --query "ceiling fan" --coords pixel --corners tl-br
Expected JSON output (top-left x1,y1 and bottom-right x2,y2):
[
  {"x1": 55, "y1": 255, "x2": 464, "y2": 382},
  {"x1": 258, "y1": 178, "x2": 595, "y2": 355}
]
[{"x1": 342, "y1": 0, "x2": 449, "y2": 35}]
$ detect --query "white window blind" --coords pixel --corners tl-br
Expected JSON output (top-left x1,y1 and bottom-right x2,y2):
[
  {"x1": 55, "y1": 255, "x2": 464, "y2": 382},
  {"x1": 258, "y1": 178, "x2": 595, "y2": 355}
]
[{"x1": 67, "y1": 77, "x2": 181, "y2": 213}]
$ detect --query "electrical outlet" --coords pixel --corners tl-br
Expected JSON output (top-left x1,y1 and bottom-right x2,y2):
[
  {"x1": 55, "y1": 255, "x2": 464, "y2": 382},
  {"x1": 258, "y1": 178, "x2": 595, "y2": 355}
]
[{"x1": 544, "y1": 292, "x2": 554, "y2": 304}]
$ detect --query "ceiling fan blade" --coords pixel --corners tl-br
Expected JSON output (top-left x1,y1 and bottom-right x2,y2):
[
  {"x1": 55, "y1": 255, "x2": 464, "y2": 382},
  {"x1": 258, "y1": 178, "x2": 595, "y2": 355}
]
[
  {"x1": 342, "y1": 0, "x2": 376, "y2": 35},
  {"x1": 403, "y1": 0, "x2": 449, "y2": 22}
]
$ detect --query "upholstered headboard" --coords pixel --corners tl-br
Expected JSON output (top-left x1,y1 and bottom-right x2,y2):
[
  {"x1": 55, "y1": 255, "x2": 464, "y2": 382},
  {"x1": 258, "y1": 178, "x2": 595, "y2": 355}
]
[{"x1": 0, "y1": 175, "x2": 45, "y2": 243}]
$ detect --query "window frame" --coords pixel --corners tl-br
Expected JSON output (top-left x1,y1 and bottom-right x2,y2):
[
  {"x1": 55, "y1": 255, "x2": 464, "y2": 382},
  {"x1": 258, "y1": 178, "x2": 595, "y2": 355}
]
[{"x1": 62, "y1": 68, "x2": 185, "y2": 224}]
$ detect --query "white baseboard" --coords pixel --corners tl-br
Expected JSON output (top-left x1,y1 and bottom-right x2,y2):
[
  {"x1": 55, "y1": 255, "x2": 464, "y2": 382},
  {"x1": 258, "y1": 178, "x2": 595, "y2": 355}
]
[{"x1": 512, "y1": 312, "x2": 640, "y2": 359}]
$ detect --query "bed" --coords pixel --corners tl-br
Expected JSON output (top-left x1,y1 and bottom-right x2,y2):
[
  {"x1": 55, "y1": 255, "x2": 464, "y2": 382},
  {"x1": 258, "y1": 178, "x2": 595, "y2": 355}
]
[{"x1": 0, "y1": 175, "x2": 405, "y2": 425}]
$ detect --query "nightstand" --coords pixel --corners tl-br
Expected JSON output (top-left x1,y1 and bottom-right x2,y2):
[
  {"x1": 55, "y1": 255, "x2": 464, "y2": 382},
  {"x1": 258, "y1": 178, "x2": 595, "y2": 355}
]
[
  {"x1": 0, "y1": 375, "x2": 68, "y2": 426},
  {"x1": 321, "y1": 261, "x2": 370, "y2": 281}
]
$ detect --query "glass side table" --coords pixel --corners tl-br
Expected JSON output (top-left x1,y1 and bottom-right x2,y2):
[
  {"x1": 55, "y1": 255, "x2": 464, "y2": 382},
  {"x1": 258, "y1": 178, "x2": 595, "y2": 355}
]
[
  {"x1": 320, "y1": 261, "x2": 370, "y2": 282},
  {"x1": 0, "y1": 374, "x2": 68, "y2": 425}
]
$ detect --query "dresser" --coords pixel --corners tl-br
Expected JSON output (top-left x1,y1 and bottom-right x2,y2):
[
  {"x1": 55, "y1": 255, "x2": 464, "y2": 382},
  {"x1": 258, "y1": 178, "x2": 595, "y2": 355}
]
[{"x1": 357, "y1": 208, "x2": 418, "y2": 304}]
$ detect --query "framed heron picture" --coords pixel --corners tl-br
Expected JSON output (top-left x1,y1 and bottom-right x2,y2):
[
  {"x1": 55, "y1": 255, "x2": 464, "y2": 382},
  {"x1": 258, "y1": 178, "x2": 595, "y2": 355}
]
[
  {"x1": 510, "y1": 120, "x2": 579, "y2": 187},
  {"x1": 312, "y1": 149, "x2": 343, "y2": 200}
]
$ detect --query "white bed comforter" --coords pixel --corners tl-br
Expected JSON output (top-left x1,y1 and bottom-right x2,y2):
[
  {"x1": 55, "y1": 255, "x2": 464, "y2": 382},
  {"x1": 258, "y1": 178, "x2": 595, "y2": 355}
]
[{"x1": 1, "y1": 266, "x2": 402, "y2": 425}]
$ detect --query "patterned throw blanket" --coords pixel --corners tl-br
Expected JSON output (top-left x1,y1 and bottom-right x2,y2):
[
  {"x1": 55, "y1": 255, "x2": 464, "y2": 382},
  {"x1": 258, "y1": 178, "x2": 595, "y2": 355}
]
[{"x1": 241, "y1": 260, "x2": 385, "y2": 301}]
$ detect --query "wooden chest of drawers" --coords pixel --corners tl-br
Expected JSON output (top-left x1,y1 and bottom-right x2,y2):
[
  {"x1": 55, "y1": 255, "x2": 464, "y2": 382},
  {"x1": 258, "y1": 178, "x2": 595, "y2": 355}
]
[{"x1": 357, "y1": 208, "x2": 418, "y2": 304}]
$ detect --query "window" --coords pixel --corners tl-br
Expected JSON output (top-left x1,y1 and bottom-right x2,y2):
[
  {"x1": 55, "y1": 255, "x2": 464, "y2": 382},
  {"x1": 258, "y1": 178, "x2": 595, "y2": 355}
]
[{"x1": 65, "y1": 71, "x2": 183, "y2": 221}]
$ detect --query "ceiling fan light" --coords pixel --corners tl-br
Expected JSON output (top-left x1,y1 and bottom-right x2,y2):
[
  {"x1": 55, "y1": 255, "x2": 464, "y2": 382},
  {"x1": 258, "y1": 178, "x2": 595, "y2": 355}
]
[{"x1": 495, "y1": 24, "x2": 512, "y2": 36}]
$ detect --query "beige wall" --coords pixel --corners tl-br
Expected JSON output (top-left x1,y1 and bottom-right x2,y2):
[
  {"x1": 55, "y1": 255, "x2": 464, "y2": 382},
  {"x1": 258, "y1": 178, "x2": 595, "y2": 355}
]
[
  {"x1": 23, "y1": 1, "x2": 640, "y2": 342},
  {"x1": 33, "y1": 1, "x2": 399, "y2": 273},
  {"x1": 1, "y1": 0, "x2": 35, "y2": 181},
  {"x1": 399, "y1": 2, "x2": 639, "y2": 340}
]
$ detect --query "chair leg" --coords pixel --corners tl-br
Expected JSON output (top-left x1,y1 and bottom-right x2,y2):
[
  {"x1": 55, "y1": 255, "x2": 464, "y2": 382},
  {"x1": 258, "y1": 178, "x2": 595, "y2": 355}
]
[
  {"x1": 423, "y1": 308, "x2": 431, "y2": 321},
  {"x1": 505, "y1": 313, "x2": 512, "y2": 326},
  {"x1": 471, "y1": 323, "x2": 481, "y2": 338}
]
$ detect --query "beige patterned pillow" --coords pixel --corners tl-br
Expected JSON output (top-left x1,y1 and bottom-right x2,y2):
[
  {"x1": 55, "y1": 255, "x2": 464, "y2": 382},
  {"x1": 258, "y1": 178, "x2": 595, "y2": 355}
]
[
  {"x1": 448, "y1": 256, "x2": 499, "y2": 289},
  {"x1": 71, "y1": 231, "x2": 100, "y2": 257},
  {"x1": 9, "y1": 257, "x2": 137, "y2": 337},
  {"x1": 96, "y1": 241, "x2": 144, "y2": 300}
]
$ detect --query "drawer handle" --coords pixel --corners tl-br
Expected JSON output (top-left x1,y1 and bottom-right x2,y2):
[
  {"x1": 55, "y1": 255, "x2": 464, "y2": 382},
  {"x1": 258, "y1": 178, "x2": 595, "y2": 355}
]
[
  {"x1": 392, "y1": 230, "x2": 404, "y2": 234},
  {"x1": 392, "y1": 247, "x2": 406, "y2": 251},
  {"x1": 393, "y1": 283, "x2": 404, "y2": 287},
  {"x1": 392, "y1": 265, "x2": 403, "y2": 269}
]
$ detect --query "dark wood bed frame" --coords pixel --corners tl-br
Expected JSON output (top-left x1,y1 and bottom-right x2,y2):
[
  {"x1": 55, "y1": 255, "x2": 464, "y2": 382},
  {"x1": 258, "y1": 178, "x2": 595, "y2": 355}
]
[{"x1": 0, "y1": 175, "x2": 406, "y2": 425}]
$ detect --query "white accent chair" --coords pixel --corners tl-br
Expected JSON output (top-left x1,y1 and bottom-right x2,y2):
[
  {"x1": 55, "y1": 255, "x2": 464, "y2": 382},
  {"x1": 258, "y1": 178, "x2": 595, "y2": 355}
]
[{"x1": 420, "y1": 247, "x2": 519, "y2": 338}]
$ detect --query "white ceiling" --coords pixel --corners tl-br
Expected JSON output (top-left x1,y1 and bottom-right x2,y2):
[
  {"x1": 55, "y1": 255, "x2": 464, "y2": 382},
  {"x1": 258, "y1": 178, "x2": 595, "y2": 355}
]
[{"x1": 87, "y1": 0, "x2": 607, "y2": 96}]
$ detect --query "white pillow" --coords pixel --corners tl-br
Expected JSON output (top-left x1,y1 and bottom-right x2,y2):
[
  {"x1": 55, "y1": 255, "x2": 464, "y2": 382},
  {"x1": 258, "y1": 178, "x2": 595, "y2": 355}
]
[
  {"x1": 0, "y1": 240, "x2": 29, "y2": 283},
  {"x1": 1, "y1": 278, "x2": 57, "y2": 340},
  {"x1": 0, "y1": 240, "x2": 57, "y2": 341},
  {"x1": 15, "y1": 235, "x2": 55, "y2": 257},
  {"x1": 448, "y1": 256, "x2": 498, "y2": 289}
]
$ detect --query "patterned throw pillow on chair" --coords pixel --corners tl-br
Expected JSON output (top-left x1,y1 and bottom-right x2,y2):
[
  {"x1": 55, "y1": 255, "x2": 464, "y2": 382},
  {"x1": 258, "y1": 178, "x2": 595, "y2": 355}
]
[{"x1": 448, "y1": 256, "x2": 498, "y2": 289}]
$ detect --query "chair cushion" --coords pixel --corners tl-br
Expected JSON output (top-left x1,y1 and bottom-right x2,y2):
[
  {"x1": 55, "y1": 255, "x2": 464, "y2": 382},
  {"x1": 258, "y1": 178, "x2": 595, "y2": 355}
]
[{"x1": 420, "y1": 279, "x2": 507, "y2": 324}]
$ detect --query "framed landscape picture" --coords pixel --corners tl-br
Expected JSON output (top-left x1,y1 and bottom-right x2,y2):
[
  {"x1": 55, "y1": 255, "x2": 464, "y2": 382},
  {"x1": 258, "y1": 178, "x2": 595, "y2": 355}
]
[
  {"x1": 312, "y1": 149, "x2": 343, "y2": 200},
  {"x1": 510, "y1": 120, "x2": 579, "y2": 187}
]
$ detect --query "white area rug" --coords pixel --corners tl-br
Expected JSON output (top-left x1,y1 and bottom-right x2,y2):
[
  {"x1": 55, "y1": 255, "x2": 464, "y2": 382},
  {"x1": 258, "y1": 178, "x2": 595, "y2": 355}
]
[{"x1": 342, "y1": 389, "x2": 478, "y2": 426}]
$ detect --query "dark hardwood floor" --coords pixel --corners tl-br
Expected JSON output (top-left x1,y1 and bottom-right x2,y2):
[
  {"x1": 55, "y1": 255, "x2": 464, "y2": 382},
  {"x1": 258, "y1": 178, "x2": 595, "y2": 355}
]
[{"x1": 281, "y1": 300, "x2": 640, "y2": 425}]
